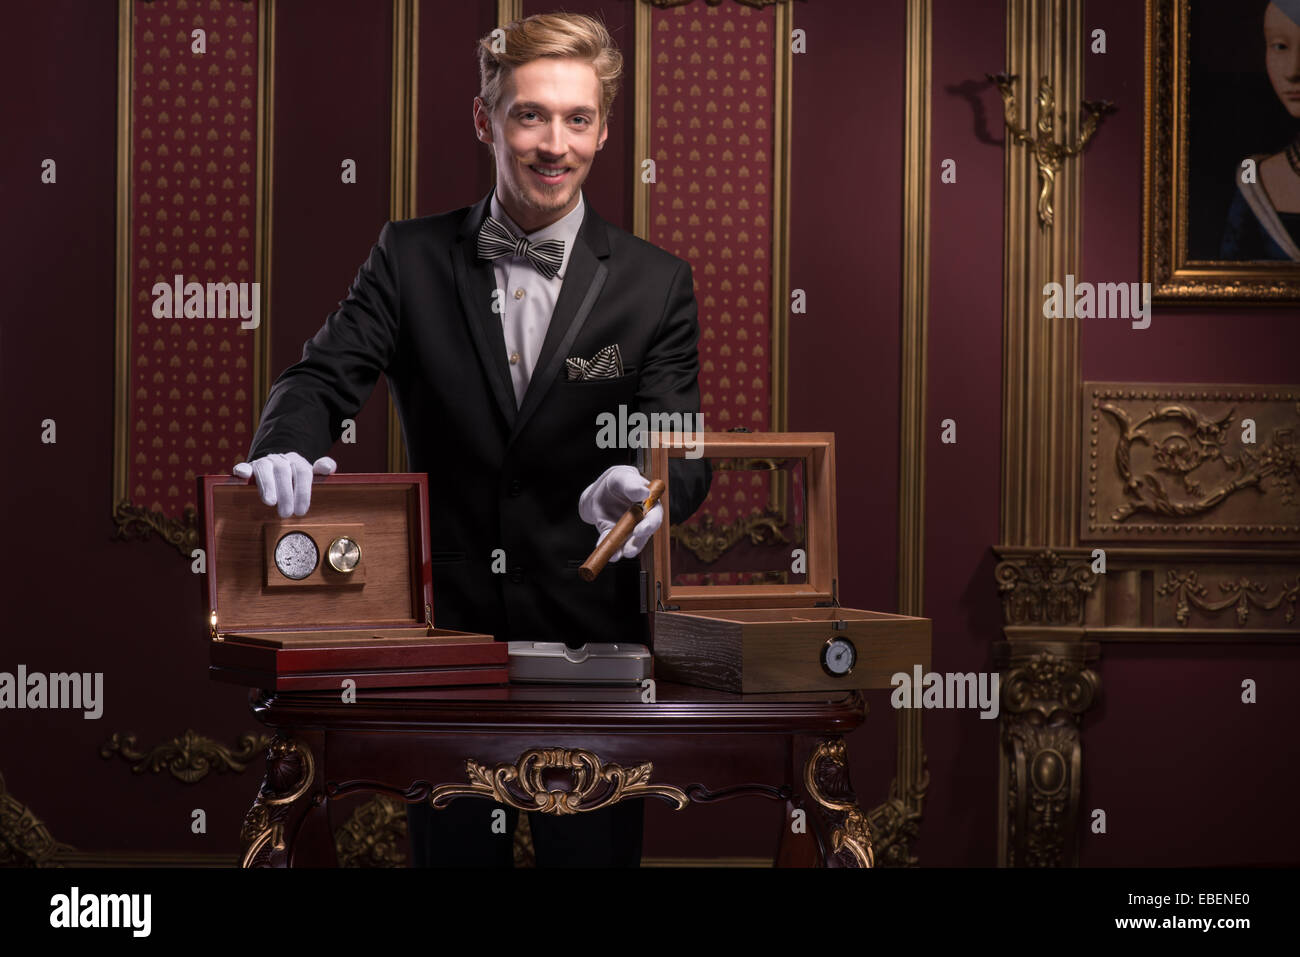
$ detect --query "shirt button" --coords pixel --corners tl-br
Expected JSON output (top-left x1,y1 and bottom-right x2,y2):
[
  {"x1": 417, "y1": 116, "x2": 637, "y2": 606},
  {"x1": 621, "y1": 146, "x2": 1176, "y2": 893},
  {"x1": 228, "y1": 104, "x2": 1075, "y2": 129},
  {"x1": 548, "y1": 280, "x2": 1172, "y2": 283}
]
[
  {"x1": 509, "y1": 352, "x2": 520, "y2": 365},
  {"x1": 514, "y1": 288, "x2": 525, "y2": 300}
]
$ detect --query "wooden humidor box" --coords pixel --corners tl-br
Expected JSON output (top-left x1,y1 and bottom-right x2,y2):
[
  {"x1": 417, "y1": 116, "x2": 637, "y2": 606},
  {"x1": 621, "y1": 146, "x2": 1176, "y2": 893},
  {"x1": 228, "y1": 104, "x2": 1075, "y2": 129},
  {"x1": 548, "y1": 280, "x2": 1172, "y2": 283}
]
[
  {"x1": 200, "y1": 473, "x2": 507, "y2": 691},
  {"x1": 647, "y1": 432, "x2": 931, "y2": 693}
]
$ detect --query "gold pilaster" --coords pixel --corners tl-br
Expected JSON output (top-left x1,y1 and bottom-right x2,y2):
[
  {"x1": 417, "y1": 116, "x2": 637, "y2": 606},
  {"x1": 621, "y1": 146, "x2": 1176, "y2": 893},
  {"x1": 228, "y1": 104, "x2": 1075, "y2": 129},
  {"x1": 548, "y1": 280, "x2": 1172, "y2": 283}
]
[
  {"x1": 994, "y1": 0, "x2": 1098, "y2": 868},
  {"x1": 1000, "y1": 0, "x2": 1084, "y2": 548},
  {"x1": 386, "y1": 0, "x2": 420, "y2": 473},
  {"x1": 869, "y1": 0, "x2": 933, "y2": 869},
  {"x1": 253, "y1": 0, "x2": 276, "y2": 417}
]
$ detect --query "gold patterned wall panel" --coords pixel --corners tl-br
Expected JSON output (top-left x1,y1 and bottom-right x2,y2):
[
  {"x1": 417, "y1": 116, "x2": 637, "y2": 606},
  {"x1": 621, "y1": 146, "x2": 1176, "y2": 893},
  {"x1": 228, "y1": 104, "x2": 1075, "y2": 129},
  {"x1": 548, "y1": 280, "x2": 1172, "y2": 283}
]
[
  {"x1": 113, "y1": 0, "x2": 274, "y2": 553},
  {"x1": 634, "y1": 0, "x2": 795, "y2": 576},
  {"x1": 1083, "y1": 383, "x2": 1300, "y2": 543}
]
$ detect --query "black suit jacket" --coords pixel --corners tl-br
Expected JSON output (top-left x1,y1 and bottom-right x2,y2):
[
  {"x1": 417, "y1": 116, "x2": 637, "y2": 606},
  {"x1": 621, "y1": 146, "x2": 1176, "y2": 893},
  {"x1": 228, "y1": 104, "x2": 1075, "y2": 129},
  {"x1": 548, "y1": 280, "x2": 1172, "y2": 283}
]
[{"x1": 247, "y1": 189, "x2": 710, "y2": 643}]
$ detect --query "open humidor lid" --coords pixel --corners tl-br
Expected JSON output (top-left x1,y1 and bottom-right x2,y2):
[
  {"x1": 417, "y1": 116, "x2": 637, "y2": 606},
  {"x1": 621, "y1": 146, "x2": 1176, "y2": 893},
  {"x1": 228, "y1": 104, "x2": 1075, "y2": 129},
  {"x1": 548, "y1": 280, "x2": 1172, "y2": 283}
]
[
  {"x1": 647, "y1": 431, "x2": 838, "y2": 613},
  {"x1": 199, "y1": 473, "x2": 433, "y2": 638}
]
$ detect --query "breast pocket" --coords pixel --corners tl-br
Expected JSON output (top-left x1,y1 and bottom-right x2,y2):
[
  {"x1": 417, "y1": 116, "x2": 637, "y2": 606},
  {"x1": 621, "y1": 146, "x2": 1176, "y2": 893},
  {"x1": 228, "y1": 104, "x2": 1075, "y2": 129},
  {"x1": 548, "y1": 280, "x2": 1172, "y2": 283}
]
[{"x1": 556, "y1": 372, "x2": 637, "y2": 400}]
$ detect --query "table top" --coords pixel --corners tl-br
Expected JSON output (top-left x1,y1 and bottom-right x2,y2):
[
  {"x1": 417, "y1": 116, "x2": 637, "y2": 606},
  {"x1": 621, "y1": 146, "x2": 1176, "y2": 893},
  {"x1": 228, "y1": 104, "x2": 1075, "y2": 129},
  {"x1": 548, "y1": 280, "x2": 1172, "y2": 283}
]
[{"x1": 251, "y1": 681, "x2": 867, "y2": 734}]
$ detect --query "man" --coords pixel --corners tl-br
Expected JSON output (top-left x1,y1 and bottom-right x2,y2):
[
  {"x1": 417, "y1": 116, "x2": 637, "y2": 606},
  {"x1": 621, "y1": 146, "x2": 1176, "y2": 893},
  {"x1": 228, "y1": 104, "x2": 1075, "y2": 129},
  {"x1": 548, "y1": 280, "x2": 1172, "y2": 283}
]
[{"x1": 236, "y1": 12, "x2": 709, "y2": 866}]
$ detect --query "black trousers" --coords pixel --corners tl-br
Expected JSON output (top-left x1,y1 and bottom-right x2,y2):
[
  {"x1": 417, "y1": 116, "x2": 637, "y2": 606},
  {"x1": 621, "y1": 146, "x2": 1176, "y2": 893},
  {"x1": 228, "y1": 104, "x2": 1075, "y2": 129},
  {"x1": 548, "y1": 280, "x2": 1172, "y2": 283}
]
[{"x1": 406, "y1": 798, "x2": 644, "y2": 867}]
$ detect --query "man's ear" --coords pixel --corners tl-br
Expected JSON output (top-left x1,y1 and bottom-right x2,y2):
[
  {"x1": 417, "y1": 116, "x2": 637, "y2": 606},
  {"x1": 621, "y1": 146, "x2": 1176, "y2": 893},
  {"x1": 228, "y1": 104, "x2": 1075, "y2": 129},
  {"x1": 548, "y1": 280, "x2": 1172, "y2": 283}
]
[
  {"x1": 473, "y1": 97, "x2": 492, "y2": 144},
  {"x1": 597, "y1": 119, "x2": 609, "y2": 151}
]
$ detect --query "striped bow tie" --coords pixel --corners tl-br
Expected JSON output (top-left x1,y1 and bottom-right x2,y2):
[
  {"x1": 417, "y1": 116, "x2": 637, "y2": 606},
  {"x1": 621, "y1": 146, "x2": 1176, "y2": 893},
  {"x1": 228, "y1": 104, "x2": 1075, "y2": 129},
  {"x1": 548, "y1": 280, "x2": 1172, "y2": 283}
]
[{"x1": 476, "y1": 216, "x2": 565, "y2": 280}]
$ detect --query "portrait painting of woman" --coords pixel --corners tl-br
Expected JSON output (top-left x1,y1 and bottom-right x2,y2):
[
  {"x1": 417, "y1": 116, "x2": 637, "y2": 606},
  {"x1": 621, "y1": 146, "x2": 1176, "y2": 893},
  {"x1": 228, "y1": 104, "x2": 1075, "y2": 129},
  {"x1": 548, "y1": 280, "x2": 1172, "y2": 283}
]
[
  {"x1": 1219, "y1": 0, "x2": 1300, "y2": 260},
  {"x1": 1147, "y1": 0, "x2": 1300, "y2": 299}
]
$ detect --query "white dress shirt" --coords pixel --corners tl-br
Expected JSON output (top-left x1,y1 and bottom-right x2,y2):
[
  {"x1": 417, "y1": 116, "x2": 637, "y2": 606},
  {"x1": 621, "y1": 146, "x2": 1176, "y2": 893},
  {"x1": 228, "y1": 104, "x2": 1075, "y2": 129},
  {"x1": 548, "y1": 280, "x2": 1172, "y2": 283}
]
[{"x1": 488, "y1": 188, "x2": 585, "y2": 406}]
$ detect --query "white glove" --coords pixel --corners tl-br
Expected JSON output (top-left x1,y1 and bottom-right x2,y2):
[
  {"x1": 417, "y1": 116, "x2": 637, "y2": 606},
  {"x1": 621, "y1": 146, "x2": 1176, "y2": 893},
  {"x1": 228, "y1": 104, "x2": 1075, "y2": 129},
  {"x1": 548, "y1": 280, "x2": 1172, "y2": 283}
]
[
  {"x1": 578, "y1": 465, "x2": 663, "y2": 563},
  {"x1": 233, "y1": 452, "x2": 337, "y2": 518}
]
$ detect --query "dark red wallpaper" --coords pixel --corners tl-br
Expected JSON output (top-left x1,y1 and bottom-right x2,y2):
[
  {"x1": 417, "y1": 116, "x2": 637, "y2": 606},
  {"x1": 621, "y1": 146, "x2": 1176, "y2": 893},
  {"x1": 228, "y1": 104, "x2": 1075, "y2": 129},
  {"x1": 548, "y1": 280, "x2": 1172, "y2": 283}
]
[{"x1": 1078, "y1": 0, "x2": 1300, "y2": 867}]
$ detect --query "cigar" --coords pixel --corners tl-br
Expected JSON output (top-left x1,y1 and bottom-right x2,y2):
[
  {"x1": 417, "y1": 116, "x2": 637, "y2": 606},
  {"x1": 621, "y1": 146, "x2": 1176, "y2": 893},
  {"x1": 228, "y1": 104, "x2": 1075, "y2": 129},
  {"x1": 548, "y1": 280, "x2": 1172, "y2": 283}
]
[{"x1": 579, "y1": 479, "x2": 666, "y2": 582}]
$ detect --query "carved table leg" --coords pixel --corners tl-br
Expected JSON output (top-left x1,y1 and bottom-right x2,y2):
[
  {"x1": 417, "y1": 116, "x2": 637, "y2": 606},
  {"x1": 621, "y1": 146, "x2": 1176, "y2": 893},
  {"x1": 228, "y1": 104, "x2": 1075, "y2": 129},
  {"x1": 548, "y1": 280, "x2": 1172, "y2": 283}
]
[
  {"x1": 789, "y1": 735, "x2": 874, "y2": 868},
  {"x1": 239, "y1": 732, "x2": 331, "y2": 868}
]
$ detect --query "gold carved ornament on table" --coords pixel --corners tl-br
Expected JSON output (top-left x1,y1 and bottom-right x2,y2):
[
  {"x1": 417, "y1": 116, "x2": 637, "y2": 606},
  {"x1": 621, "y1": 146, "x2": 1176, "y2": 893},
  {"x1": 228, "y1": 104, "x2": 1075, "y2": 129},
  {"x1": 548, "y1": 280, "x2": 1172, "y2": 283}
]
[
  {"x1": 428, "y1": 749, "x2": 688, "y2": 815},
  {"x1": 803, "y1": 739, "x2": 874, "y2": 868},
  {"x1": 239, "y1": 736, "x2": 315, "y2": 869}
]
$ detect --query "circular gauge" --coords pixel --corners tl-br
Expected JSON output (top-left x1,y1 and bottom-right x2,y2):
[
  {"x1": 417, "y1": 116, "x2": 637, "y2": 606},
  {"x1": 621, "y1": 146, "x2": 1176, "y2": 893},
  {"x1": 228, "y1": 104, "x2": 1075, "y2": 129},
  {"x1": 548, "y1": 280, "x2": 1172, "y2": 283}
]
[
  {"x1": 821, "y1": 636, "x2": 857, "y2": 677},
  {"x1": 327, "y1": 536, "x2": 361, "y2": 573},
  {"x1": 273, "y1": 531, "x2": 319, "y2": 580}
]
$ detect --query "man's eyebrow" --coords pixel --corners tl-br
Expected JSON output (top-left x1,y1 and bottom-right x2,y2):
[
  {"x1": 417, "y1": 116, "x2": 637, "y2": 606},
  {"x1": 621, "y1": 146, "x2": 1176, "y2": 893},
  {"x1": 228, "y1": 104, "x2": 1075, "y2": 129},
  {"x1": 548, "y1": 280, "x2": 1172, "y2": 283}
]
[{"x1": 512, "y1": 100, "x2": 598, "y2": 114}]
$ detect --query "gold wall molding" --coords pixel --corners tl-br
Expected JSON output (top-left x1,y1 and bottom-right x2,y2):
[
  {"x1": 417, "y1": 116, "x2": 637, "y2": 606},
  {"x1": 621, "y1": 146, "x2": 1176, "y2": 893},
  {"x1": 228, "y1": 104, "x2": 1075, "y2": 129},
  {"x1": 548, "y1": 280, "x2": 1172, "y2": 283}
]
[
  {"x1": 386, "y1": 0, "x2": 420, "y2": 474},
  {"x1": 998, "y1": 545, "x2": 1300, "y2": 640},
  {"x1": 101, "y1": 730, "x2": 272, "y2": 783},
  {"x1": 1157, "y1": 569, "x2": 1299, "y2": 628},
  {"x1": 1084, "y1": 383, "x2": 1300, "y2": 541},
  {"x1": 253, "y1": 0, "x2": 275, "y2": 422},
  {"x1": 429, "y1": 748, "x2": 688, "y2": 814},
  {"x1": 873, "y1": 0, "x2": 933, "y2": 870},
  {"x1": 995, "y1": 642, "x2": 1099, "y2": 867}
]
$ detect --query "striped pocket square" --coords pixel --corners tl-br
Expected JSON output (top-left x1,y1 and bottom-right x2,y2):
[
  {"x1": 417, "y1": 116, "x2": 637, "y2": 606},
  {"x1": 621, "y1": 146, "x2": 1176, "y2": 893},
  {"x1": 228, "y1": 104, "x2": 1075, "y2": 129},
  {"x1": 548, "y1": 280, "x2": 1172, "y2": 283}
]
[{"x1": 565, "y1": 344, "x2": 624, "y2": 381}]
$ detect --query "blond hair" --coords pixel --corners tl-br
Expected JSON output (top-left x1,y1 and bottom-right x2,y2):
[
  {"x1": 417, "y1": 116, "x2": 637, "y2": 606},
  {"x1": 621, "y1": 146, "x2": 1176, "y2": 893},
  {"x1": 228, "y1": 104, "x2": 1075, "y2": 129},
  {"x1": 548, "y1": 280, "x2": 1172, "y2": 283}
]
[{"x1": 477, "y1": 13, "x2": 624, "y2": 128}]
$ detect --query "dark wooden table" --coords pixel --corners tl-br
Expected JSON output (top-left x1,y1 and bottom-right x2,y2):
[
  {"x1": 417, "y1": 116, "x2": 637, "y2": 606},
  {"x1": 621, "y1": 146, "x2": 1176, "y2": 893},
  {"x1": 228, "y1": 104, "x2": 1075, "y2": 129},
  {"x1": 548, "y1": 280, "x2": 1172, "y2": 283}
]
[{"x1": 239, "y1": 681, "x2": 874, "y2": 867}]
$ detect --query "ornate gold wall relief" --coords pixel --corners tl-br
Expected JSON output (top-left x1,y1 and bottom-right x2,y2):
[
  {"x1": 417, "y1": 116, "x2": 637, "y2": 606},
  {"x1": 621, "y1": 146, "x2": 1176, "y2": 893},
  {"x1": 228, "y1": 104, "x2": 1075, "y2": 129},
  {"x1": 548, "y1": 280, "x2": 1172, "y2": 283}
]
[
  {"x1": 1084, "y1": 383, "x2": 1300, "y2": 542},
  {"x1": 1157, "y1": 569, "x2": 1298, "y2": 629},
  {"x1": 0, "y1": 773, "x2": 73, "y2": 867},
  {"x1": 101, "y1": 730, "x2": 272, "y2": 783},
  {"x1": 995, "y1": 643, "x2": 1099, "y2": 867},
  {"x1": 996, "y1": 549, "x2": 1098, "y2": 627}
]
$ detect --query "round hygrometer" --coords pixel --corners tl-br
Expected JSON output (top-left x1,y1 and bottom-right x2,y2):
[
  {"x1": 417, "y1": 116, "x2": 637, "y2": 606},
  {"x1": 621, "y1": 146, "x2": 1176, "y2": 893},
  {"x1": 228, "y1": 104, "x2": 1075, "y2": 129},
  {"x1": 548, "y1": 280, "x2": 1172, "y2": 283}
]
[
  {"x1": 821, "y1": 636, "x2": 857, "y2": 677},
  {"x1": 273, "y1": 531, "x2": 319, "y2": 580}
]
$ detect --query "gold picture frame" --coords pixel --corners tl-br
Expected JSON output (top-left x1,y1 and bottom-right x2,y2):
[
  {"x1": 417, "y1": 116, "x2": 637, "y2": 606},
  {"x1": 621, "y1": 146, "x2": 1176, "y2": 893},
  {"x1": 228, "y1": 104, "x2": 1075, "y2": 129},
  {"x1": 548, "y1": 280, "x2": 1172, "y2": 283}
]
[{"x1": 1143, "y1": 0, "x2": 1300, "y2": 302}]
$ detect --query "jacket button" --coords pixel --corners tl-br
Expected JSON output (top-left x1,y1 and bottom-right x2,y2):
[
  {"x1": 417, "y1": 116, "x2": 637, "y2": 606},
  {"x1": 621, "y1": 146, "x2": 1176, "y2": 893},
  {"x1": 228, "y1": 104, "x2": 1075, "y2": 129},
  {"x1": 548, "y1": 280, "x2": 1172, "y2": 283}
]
[
  {"x1": 508, "y1": 480, "x2": 523, "y2": 496},
  {"x1": 509, "y1": 566, "x2": 526, "y2": 583}
]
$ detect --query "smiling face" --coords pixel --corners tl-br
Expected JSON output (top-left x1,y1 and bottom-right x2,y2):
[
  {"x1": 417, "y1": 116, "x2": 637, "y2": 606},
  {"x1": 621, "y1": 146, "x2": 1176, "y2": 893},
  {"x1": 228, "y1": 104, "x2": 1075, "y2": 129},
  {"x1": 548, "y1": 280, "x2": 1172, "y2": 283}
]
[
  {"x1": 473, "y1": 57, "x2": 608, "y2": 233},
  {"x1": 1265, "y1": 2, "x2": 1300, "y2": 119}
]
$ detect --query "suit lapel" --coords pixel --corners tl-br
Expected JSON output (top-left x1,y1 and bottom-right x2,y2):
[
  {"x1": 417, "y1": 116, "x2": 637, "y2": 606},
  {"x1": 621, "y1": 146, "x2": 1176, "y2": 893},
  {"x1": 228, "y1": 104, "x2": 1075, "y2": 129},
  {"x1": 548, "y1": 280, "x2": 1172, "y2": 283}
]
[
  {"x1": 511, "y1": 203, "x2": 611, "y2": 442},
  {"x1": 453, "y1": 192, "x2": 517, "y2": 430}
]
